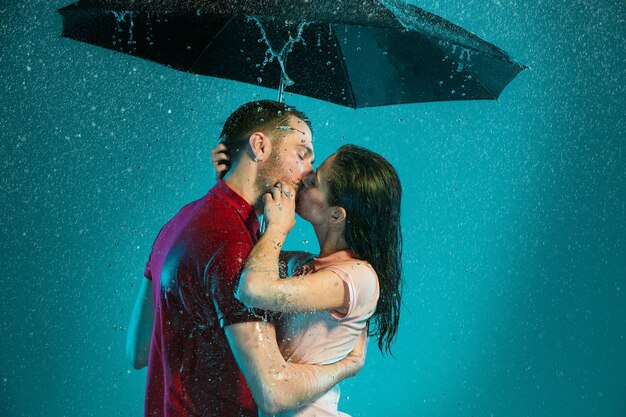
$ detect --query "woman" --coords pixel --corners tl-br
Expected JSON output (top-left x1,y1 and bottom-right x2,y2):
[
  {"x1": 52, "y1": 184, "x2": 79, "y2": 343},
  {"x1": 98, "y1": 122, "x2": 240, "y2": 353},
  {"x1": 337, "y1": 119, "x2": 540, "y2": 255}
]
[{"x1": 213, "y1": 143, "x2": 403, "y2": 417}]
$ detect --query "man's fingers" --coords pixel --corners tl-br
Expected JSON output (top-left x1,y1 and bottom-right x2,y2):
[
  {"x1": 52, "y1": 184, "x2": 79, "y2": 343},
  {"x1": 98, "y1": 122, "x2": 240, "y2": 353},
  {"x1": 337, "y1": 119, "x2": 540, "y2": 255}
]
[
  {"x1": 353, "y1": 328, "x2": 368, "y2": 356},
  {"x1": 357, "y1": 329, "x2": 368, "y2": 362}
]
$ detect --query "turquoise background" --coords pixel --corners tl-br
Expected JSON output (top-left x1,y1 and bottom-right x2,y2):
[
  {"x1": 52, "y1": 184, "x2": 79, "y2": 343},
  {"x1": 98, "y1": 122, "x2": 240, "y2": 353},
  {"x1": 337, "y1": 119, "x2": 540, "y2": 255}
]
[{"x1": 1, "y1": 1, "x2": 624, "y2": 416}]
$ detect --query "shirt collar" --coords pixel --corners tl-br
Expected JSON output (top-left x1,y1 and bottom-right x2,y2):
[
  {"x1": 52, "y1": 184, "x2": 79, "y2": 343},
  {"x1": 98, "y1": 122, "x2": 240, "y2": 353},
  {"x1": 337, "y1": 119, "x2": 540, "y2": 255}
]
[
  {"x1": 209, "y1": 179, "x2": 260, "y2": 240},
  {"x1": 313, "y1": 249, "x2": 358, "y2": 270}
]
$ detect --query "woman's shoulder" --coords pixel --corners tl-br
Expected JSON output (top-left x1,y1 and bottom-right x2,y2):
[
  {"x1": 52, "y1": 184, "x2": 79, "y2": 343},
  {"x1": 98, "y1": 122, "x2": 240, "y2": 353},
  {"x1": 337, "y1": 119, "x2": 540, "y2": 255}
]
[
  {"x1": 326, "y1": 259, "x2": 378, "y2": 296},
  {"x1": 323, "y1": 259, "x2": 379, "y2": 319}
]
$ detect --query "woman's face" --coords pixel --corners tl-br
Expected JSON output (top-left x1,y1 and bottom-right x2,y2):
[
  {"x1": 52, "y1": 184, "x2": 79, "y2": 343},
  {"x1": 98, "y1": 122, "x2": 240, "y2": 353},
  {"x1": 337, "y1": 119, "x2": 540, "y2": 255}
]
[{"x1": 296, "y1": 153, "x2": 335, "y2": 225}]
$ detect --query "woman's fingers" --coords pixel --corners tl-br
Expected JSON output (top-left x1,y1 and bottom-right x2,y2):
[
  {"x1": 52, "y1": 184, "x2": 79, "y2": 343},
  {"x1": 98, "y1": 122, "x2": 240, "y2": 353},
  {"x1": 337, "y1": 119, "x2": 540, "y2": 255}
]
[
  {"x1": 211, "y1": 143, "x2": 230, "y2": 179},
  {"x1": 273, "y1": 183, "x2": 295, "y2": 199},
  {"x1": 263, "y1": 183, "x2": 296, "y2": 233},
  {"x1": 281, "y1": 183, "x2": 295, "y2": 199},
  {"x1": 212, "y1": 143, "x2": 228, "y2": 155},
  {"x1": 215, "y1": 163, "x2": 229, "y2": 179},
  {"x1": 270, "y1": 184, "x2": 283, "y2": 201},
  {"x1": 212, "y1": 151, "x2": 229, "y2": 163},
  {"x1": 211, "y1": 144, "x2": 230, "y2": 163},
  {"x1": 267, "y1": 184, "x2": 295, "y2": 211}
]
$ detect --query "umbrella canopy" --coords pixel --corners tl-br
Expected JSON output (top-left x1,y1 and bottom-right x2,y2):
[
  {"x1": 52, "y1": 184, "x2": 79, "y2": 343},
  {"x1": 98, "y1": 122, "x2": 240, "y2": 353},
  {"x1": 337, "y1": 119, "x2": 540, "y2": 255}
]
[{"x1": 58, "y1": 0, "x2": 526, "y2": 108}]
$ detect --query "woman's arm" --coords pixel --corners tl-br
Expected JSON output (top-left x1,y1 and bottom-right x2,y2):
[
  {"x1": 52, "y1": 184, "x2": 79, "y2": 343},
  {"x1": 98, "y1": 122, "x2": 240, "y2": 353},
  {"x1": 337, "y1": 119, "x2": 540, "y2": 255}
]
[
  {"x1": 212, "y1": 144, "x2": 348, "y2": 313},
  {"x1": 238, "y1": 228, "x2": 347, "y2": 313},
  {"x1": 236, "y1": 183, "x2": 347, "y2": 313}
]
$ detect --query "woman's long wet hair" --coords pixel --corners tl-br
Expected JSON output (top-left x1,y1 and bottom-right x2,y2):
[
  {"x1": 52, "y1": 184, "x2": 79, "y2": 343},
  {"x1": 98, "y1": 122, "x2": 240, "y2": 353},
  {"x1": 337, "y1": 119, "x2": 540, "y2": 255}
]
[{"x1": 326, "y1": 145, "x2": 403, "y2": 355}]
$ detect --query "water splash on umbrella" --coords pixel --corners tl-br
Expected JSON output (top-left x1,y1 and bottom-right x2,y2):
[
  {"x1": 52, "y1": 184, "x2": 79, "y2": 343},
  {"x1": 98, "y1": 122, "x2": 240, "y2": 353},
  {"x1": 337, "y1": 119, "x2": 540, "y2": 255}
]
[
  {"x1": 247, "y1": 16, "x2": 310, "y2": 101},
  {"x1": 111, "y1": 10, "x2": 135, "y2": 45}
]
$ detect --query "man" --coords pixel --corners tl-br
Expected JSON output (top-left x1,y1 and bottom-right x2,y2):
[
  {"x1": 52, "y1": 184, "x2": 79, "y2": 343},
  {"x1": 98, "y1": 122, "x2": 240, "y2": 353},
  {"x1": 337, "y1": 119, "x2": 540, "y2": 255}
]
[{"x1": 126, "y1": 100, "x2": 366, "y2": 417}]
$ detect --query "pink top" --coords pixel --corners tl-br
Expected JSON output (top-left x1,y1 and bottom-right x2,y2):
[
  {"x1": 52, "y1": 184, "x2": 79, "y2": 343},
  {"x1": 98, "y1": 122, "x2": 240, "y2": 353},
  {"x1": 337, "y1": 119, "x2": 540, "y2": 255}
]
[{"x1": 264, "y1": 250, "x2": 379, "y2": 417}]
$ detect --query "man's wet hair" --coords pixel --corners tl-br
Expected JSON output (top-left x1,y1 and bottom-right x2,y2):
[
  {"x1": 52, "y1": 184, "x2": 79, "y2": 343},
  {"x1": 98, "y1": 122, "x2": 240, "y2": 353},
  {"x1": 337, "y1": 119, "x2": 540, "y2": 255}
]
[{"x1": 218, "y1": 100, "x2": 311, "y2": 163}]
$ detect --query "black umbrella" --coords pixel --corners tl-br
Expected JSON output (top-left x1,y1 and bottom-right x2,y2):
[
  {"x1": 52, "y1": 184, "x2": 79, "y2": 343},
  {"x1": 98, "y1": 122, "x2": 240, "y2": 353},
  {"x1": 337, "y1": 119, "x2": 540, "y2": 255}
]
[{"x1": 58, "y1": 0, "x2": 525, "y2": 108}]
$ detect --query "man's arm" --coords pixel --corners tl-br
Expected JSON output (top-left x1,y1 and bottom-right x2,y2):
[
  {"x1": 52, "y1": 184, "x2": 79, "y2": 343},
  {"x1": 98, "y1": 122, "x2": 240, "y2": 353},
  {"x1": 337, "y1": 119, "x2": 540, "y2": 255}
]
[
  {"x1": 224, "y1": 321, "x2": 367, "y2": 416},
  {"x1": 126, "y1": 277, "x2": 154, "y2": 369},
  {"x1": 212, "y1": 237, "x2": 365, "y2": 414}
]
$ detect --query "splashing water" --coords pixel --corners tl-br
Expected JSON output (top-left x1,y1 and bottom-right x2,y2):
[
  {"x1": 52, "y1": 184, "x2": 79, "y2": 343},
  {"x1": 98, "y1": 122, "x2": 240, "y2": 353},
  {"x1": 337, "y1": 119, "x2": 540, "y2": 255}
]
[
  {"x1": 378, "y1": 0, "x2": 430, "y2": 34},
  {"x1": 111, "y1": 11, "x2": 135, "y2": 45},
  {"x1": 459, "y1": 47, "x2": 471, "y2": 62},
  {"x1": 380, "y1": 0, "x2": 491, "y2": 55},
  {"x1": 111, "y1": 11, "x2": 128, "y2": 33},
  {"x1": 246, "y1": 16, "x2": 310, "y2": 88},
  {"x1": 146, "y1": 12, "x2": 154, "y2": 46},
  {"x1": 450, "y1": 44, "x2": 472, "y2": 61},
  {"x1": 449, "y1": 43, "x2": 472, "y2": 72},
  {"x1": 381, "y1": 0, "x2": 469, "y2": 75}
]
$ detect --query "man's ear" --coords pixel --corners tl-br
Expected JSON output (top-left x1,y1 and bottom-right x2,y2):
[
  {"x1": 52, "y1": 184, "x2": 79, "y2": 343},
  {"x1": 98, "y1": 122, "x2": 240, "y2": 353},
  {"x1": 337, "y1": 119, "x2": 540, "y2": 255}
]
[
  {"x1": 330, "y1": 207, "x2": 347, "y2": 224},
  {"x1": 249, "y1": 132, "x2": 272, "y2": 162}
]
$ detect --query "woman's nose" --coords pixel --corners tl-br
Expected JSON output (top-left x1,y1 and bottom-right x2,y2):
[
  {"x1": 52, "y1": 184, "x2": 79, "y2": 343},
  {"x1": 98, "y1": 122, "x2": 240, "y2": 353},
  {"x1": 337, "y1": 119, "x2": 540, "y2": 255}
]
[{"x1": 302, "y1": 173, "x2": 315, "y2": 188}]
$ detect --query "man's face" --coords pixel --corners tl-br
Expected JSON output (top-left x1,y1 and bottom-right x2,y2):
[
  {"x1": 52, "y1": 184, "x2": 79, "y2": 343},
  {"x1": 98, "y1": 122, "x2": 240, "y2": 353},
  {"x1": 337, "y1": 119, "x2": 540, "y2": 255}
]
[{"x1": 256, "y1": 116, "x2": 315, "y2": 196}]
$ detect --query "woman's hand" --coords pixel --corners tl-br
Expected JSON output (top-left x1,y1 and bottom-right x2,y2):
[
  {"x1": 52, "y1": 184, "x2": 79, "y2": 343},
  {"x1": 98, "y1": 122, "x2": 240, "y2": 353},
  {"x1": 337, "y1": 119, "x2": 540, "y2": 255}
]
[
  {"x1": 211, "y1": 143, "x2": 230, "y2": 180},
  {"x1": 263, "y1": 182, "x2": 296, "y2": 236}
]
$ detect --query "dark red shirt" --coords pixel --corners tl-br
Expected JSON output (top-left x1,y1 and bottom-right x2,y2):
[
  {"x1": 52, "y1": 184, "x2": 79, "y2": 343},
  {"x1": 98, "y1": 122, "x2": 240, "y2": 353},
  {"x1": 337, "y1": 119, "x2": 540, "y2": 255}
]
[{"x1": 143, "y1": 180, "x2": 265, "y2": 417}]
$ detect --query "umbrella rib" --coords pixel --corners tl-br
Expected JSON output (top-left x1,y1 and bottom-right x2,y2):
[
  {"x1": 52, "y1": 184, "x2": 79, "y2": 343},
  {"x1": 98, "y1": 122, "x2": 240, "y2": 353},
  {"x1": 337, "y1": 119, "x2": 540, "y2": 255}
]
[
  {"x1": 332, "y1": 25, "x2": 358, "y2": 109},
  {"x1": 188, "y1": 15, "x2": 237, "y2": 73},
  {"x1": 426, "y1": 38, "x2": 498, "y2": 100}
]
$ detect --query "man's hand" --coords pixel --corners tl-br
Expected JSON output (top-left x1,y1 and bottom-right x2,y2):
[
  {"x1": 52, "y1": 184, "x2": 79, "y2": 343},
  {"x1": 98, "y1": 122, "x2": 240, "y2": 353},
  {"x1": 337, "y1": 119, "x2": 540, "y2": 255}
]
[
  {"x1": 263, "y1": 182, "x2": 296, "y2": 236},
  {"x1": 342, "y1": 328, "x2": 368, "y2": 377},
  {"x1": 225, "y1": 321, "x2": 368, "y2": 415},
  {"x1": 211, "y1": 143, "x2": 230, "y2": 180}
]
